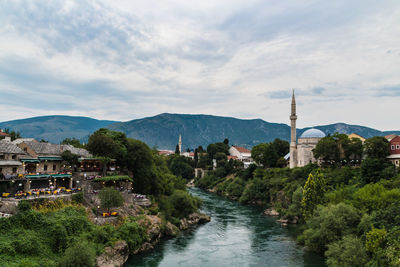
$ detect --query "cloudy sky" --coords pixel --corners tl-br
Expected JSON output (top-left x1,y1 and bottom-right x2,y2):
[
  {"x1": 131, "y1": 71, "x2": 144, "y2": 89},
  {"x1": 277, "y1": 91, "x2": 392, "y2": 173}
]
[{"x1": 0, "y1": 0, "x2": 399, "y2": 130}]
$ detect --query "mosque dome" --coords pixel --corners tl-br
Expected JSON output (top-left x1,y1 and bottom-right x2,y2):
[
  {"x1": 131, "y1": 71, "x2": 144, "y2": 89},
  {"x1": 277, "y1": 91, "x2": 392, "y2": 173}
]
[{"x1": 300, "y1": 128, "x2": 326, "y2": 139}]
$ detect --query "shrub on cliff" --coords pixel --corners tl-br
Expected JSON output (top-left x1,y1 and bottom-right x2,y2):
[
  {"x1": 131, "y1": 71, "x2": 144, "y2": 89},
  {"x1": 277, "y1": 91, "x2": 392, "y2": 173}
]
[
  {"x1": 59, "y1": 241, "x2": 96, "y2": 267},
  {"x1": 99, "y1": 187, "x2": 124, "y2": 212},
  {"x1": 169, "y1": 190, "x2": 200, "y2": 219}
]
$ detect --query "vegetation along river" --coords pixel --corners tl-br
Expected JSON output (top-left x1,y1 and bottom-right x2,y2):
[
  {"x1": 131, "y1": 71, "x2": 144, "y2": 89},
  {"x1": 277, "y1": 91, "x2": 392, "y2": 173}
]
[{"x1": 125, "y1": 187, "x2": 326, "y2": 267}]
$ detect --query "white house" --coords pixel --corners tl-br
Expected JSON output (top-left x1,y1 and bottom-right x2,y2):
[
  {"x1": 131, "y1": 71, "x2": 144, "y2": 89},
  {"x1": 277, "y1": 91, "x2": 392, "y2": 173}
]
[{"x1": 228, "y1": 146, "x2": 254, "y2": 168}]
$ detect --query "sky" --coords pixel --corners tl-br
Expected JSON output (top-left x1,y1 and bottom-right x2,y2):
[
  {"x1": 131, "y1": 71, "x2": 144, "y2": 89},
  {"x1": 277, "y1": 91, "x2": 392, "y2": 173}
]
[{"x1": 0, "y1": 0, "x2": 399, "y2": 130}]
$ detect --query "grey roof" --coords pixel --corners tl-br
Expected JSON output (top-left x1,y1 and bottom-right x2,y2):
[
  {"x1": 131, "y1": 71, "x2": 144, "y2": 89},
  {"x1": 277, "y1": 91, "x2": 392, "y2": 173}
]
[
  {"x1": 300, "y1": 128, "x2": 326, "y2": 139},
  {"x1": 12, "y1": 138, "x2": 36, "y2": 145},
  {"x1": 0, "y1": 140, "x2": 25, "y2": 154},
  {"x1": 62, "y1": 145, "x2": 92, "y2": 157},
  {"x1": 0, "y1": 160, "x2": 22, "y2": 166},
  {"x1": 24, "y1": 141, "x2": 62, "y2": 156}
]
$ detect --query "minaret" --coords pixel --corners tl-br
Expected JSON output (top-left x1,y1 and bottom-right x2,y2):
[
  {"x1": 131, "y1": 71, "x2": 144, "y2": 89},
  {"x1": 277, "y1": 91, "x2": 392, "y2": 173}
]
[
  {"x1": 289, "y1": 90, "x2": 298, "y2": 168},
  {"x1": 178, "y1": 134, "x2": 182, "y2": 154}
]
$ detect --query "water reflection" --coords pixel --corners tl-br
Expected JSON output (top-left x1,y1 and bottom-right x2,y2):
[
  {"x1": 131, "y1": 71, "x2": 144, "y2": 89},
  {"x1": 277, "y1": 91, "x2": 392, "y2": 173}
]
[{"x1": 125, "y1": 188, "x2": 326, "y2": 267}]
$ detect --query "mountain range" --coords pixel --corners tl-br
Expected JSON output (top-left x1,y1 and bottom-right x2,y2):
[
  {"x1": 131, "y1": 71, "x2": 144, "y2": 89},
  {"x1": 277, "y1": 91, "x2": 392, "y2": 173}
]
[{"x1": 0, "y1": 114, "x2": 399, "y2": 150}]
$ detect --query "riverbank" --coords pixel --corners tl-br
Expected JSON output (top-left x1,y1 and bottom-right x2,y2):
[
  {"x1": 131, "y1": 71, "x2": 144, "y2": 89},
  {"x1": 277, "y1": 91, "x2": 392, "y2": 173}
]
[
  {"x1": 0, "y1": 190, "x2": 210, "y2": 267},
  {"x1": 96, "y1": 211, "x2": 210, "y2": 267}
]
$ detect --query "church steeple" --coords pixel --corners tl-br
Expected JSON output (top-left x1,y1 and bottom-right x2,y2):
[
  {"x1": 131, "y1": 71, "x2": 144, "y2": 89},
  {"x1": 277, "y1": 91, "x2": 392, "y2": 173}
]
[{"x1": 290, "y1": 90, "x2": 298, "y2": 168}]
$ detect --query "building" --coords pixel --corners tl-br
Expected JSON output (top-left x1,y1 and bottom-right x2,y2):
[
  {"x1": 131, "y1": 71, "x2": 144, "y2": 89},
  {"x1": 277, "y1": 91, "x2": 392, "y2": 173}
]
[
  {"x1": 296, "y1": 129, "x2": 326, "y2": 167},
  {"x1": 158, "y1": 150, "x2": 175, "y2": 156},
  {"x1": 0, "y1": 129, "x2": 11, "y2": 139},
  {"x1": 348, "y1": 133, "x2": 366, "y2": 142},
  {"x1": 385, "y1": 134, "x2": 398, "y2": 142},
  {"x1": 229, "y1": 146, "x2": 254, "y2": 168},
  {"x1": 289, "y1": 91, "x2": 326, "y2": 168},
  {"x1": 388, "y1": 135, "x2": 400, "y2": 167},
  {"x1": 0, "y1": 139, "x2": 26, "y2": 178}
]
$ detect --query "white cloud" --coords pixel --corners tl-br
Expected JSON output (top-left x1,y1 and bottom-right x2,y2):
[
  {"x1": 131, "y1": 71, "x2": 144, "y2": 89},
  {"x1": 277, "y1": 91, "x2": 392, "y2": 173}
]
[{"x1": 0, "y1": 0, "x2": 399, "y2": 130}]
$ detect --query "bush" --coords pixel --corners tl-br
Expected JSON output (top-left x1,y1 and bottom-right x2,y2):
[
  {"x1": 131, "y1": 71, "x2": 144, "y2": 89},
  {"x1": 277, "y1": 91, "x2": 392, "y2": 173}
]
[
  {"x1": 99, "y1": 187, "x2": 124, "y2": 212},
  {"x1": 300, "y1": 203, "x2": 361, "y2": 253},
  {"x1": 58, "y1": 241, "x2": 96, "y2": 267},
  {"x1": 18, "y1": 200, "x2": 31, "y2": 213},
  {"x1": 117, "y1": 220, "x2": 147, "y2": 252},
  {"x1": 71, "y1": 192, "x2": 84, "y2": 204},
  {"x1": 169, "y1": 190, "x2": 199, "y2": 219},
  {"x1": 325, "y1": 235, "x2": 368, "y2": 267},
  {"x1": 352, "y1": 184, "x2": 400, "y2": 213},
  {"x1": 365, "y1": 227, "x2": 387, "y2": 254},
  {"x1": 225, "y1": 178, "x2": 245, "y2": 198}
]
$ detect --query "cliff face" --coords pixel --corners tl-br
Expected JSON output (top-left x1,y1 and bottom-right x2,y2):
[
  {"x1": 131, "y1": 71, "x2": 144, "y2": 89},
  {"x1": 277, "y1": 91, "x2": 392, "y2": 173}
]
[
  {"x1": 96, "y1": 241, "x2": 129, "y2": 267},
  {"x1": 95, "y1": 212, "x2": 211, "y2": 267}
]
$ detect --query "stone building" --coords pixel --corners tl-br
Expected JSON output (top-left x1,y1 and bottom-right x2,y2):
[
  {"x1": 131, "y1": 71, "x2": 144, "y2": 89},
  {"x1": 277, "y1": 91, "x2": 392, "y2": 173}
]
[
  {"x1": 0, "y1": 139, "x2": 26, "y2": 178},
  {"x1": 289, "y1": 91, "x2": 326, "y2": 168}
]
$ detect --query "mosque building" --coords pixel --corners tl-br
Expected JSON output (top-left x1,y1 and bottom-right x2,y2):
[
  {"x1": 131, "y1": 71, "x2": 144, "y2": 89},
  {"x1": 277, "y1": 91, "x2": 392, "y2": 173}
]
[{"x1": 289, "y1": 91, "x2": 326, "y2": 168}]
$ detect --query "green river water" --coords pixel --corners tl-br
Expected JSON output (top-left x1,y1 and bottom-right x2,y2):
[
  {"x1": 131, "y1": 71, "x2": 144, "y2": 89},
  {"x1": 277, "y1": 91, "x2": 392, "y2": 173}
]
[{"x1": 125, "y1": 187, "x2": 326, "y2": 267}]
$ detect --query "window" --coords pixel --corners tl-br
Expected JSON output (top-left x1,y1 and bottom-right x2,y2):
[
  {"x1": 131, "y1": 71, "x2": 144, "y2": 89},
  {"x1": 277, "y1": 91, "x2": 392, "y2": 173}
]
[
  {"x1": 397, "y1": 145, "x2": 400, "y2": 149},
  {"x1": 44, "y1": 165, "x2": 48, "y2": 171},
  {"x1": 0, "y1": 168, "x2": 2, "y2": 173},
  {"x1": 392, "y1": 145, "x2": 396, "y2": 150},
  {"x1": 12, "y1": 168, "x2": 17, "y2": 173},
  {"x1": 12, "y1": 155, "x2": 16, "y2": 160},
  {"x1": 0, "y1": 155, "x2": 4, "y2": 159},
  {"x1": 53, "y1": 165, "x2": 56, "y2": 171},
  {"x1": 24, "y1": 148, "x2": 27, "y2": 152}
]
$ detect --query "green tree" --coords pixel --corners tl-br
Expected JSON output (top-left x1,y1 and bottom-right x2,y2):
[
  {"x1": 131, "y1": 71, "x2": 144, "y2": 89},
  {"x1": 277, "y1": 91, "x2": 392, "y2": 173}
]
[
  {"x1": 365, "y1": 227, "x2": 387, "y2": 254},
  {"x1": 313, "y1": 136, "x2": 339, "y2": 165},
  {"x1": 175, "y1": 144, "x2": 180, "y2": 154},
  {"x1": 251, "y1": 143, "x2": 279, "y2": 168},
  {"x1": 271, "y1": 138, "x2": 289, "y2": 157},
  {"x1": 360, "y1": 158, "x2": 395, "y2": 184},
  {"x1": 301, "y1": 171, "x2": 325, "y2": 220},
  {"x1": 223, "y1": 138, "x2": 229, "y2": 145},
  {"x1": 301, "y1": 203, "x2": 361, "y2": 252},
  {"x1": 59, "y1": 241, "x2": 96, "y2": 267},
  {"x1": 61, "y1": 150, "x2": 80, "y2": 167},
  {"x1": 99, "y1": 187, "x2": 124, "y2": 212},
  {"x1": 325, "y1": 235, "x2": 368, "y2": 267},
  {"x1": 87, "y1": 129, "x2": 119, "y2": 158},
  {"x1": 346, "y1": 138, "x2": 363, "y2": 163},
  {"x1": 169, "y1": 190, "x2": 199, "y2": 219},
  {"x1": 364, "y1": 136, "x2": 390, "y2": 159},
  {"x1": 207, "y1": 142, "x2": 229, "y2": 159},
  {"x1": 125, "y1": 139, "x2": 155, "y2": 194},
  {"x1": 168, "y1": 155, "x2": 194, "y2": 180}
]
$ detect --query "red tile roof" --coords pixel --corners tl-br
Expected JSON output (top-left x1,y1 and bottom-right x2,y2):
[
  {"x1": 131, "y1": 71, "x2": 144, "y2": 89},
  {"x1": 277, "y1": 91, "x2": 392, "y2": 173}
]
[
  {"x1": 385, "y1": 134, "x2": 398, "y2": 141},
  {"x1": 227, "y1": 155, "x2": 238, "y2": 160},
  {"x1": 233, "y1": 146, "x2": 251, "y2": 153},
  {"x1": 0, "y1": 132, "x2": 10, "y2": 137}
]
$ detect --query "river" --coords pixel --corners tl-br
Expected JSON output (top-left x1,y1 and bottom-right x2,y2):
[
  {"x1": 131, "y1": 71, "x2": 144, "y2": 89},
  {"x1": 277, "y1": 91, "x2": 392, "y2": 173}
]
[{"x1": 125, "y1": 187, "x2": 326, "y2": 267}]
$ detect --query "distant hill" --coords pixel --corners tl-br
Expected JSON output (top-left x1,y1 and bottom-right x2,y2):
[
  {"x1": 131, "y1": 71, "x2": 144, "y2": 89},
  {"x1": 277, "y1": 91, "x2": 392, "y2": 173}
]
[
  {"x1": 1, "y1": 114, "x2": 398, "y2": 149},
  {"x1": 108, "y1": 113, "x2": 291, "y2": 150},
  {"x1": 108, "y1": 113, "x2": 400, "y2": 150},
  {"x1": 0, "y1": 115, "x2": 117, "y2": 144}
]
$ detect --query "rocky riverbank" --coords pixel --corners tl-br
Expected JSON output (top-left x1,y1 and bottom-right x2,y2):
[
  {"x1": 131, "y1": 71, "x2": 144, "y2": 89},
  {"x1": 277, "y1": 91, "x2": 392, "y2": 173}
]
[{"x1": 95, "y1": 212, "x2": 210, "y2": 267}]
